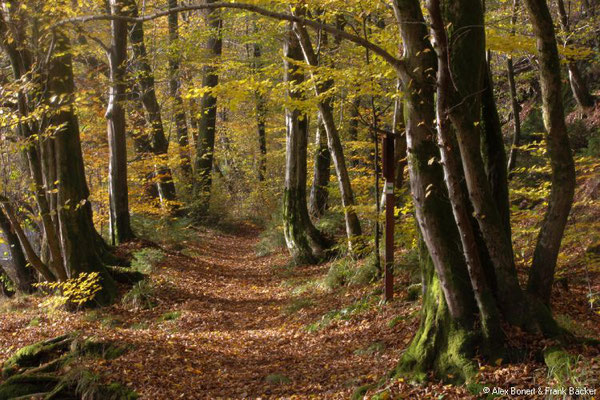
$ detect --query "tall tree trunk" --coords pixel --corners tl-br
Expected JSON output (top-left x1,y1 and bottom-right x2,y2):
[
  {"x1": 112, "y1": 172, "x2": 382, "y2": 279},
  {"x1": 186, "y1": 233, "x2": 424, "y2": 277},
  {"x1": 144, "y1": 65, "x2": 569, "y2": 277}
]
[
  {"x1": 168, "y1": 0, "x2": 193, "y2": 184},
  {"x1": 428, "y1": 0, "x2": 502, "y2": 345},
  {"x1": 524, "y1": 0, "x2": 577, "y2": 305},
  {"x1": 252, "y1": 42, "x2": 268, "y2": 182},
  {"x1": 0, "y1": 11, "x2": 66, "y2": 281},
  {"x1": 308, "y1": 29, "x2": 334, "y2": 220},
  {"x1": 50, "y1": 33, "x2": 118, "y2": 304},
  {"x1": 0, "y1": 207, "x2": 35, "y2": 292},
  {"x1": 107, "y1": 0, "x2": 135, "y2": 244},
  {"x1": 391, "y1": 0, "x2": 479, "y2": 379},
  {"x1": 193, "y1": 0, "x2": 222, "y2": 217},
  {"x1": 282, "y1": 29, "x2": 329, "y2": 264},
  {"x1": 309, "y1": 116, "x2": 331, "y2": 219},
  {"x1": 293, "y1": 20, "x2": 363, "y2": 254},
  {"x1": 506, "y1": 0, "x2": 522, "y2": 173},
  {"x1": 556, "y1": 0, "x2": 595, "y2": 109},
  {"x1": 126, "y1": 0, "x2": 178, "y2": 206}
]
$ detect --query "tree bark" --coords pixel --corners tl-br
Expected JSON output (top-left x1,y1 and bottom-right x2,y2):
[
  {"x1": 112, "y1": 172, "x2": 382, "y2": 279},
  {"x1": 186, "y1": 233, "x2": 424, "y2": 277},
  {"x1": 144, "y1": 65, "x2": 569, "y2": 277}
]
[
  {"x1": 125, "y1": 0, "x2": 178, "y2": 206},
  {"x1": 428, "y1": 0, "x2": 502, "y2": 344},
  {"x1": 193, "y1": 0, "x2": 223, "y2": 217},
  {"x1": 252, "y1": 42, "x2": 268, "y2": 182},
  {"x1": 481, "y1": 53, "x2": 511, "y2": 240},
  {"x1": 282, "y1": 29, "x2": 329, "y2": 264},
  {"x1": 308, "y1": 29, "x2": 334, "y2": 220},
  {"x1": 107, "y1": 0, "x2": 135, "y2": 243},
  {"x1": 524, "y1": 0, "x2": 577, "y2": 305},
  {"x1": 168, "y1": 0, "x2": 193, "y2": 183},
  {"x1": 309, "y1": 116, "x2": 331, "y2": 219},
  {"x1": 0, "y1": 10, "x2": 67, "y2": 281},
  {"x1": 50, "y1": 33, "x2": 118, "y2": 304}
]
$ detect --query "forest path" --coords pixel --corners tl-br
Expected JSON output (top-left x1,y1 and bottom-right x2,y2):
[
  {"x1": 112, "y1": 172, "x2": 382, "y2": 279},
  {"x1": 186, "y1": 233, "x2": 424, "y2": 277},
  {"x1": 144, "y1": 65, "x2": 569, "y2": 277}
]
[{"x1": 98, "y1": 224, "x2": 406, "y2": 399}]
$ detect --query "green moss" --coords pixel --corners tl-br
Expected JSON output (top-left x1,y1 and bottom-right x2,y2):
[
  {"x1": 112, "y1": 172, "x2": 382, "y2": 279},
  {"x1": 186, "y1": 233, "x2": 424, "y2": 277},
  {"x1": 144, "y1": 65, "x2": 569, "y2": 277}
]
[
  {"x1": 394, "y1": 246, "x2": 477, "y2": 384},
  {"x1": 265, "y1": 373, "x2": 291, "y2": 385},
  {"x1": 130, "y1": 248, "x2": 165, "y2": 274},
  {"x1": 76, "y1": 339, "x2": 128, "y2": 360},
  {"x1": 544, "y1": 346, "x2": 573, "y2": 384},
  {"x1": 2, "y1": 334, "x2": 73, "y2": 378},
  {"x1": 351, "y1": 384, "x2": 372, "y2": 400},
  {"x1": 158, "y1": 311, "x2": 181, "y2": 321},
  {"x1": 0, "y1": 374, "x2": 60, "y2": 399}
]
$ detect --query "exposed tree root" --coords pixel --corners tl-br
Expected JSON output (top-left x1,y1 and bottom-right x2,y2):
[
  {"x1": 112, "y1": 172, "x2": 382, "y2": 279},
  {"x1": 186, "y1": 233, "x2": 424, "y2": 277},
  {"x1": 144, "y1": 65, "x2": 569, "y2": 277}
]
[{"x1": 0, "y1": 334, "x2": 136, "y2": 400}]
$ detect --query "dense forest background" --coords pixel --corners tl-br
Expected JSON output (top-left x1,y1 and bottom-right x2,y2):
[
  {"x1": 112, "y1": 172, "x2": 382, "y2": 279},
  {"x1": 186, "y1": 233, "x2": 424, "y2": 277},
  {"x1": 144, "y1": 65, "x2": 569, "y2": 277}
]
[{"x1": 0, "y1": 0, "x2": 599, "y2": 398}]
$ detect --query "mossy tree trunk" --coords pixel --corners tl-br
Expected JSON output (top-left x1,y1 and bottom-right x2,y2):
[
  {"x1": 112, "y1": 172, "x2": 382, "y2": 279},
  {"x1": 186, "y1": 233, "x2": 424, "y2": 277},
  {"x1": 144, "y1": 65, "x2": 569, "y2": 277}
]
[
  {"x1": 391, "y1": 0, "x2": 564, "y2": 382},
  {"x1": 282, "y1": 27, "x2": 329, "y2": 264},
  {"x1": 524, "y1": 0, "x2": 577, "y2": 306},
  {"x1": 193, "y1": 0, "x2": 223, "y2": 218}
]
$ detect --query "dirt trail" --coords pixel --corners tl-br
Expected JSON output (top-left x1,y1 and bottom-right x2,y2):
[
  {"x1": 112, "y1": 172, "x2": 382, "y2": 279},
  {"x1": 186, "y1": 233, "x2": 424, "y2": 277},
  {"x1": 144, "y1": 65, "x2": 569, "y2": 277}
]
[
  {"x1": 100, "y1": 226, "x2": 406, "y2": 399},
  {"x1": 0, "y1": 225, "x2": 408, "y2": 399}
]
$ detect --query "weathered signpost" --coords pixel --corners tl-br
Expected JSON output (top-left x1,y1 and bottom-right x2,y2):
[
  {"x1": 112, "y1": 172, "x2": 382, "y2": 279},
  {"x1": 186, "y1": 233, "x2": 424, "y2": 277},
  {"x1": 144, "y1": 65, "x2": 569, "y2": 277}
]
[{"x1": 382, "y1": 134, "x2": 395, "y2": 301}]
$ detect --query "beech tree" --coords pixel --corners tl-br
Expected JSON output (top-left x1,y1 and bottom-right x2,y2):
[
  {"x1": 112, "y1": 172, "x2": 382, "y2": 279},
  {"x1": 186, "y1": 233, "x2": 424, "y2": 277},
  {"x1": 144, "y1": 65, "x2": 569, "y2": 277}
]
[
  {"x1": 106, "y1": 0, "x2": 135, "y2": 244},
  {"x1": 0, "y1": 4, "x2": 119, "y2": 303},
  {"x1": 125, "y1": 0, "x2": 178, "y2": 206},
  {"x1": 193, "y1": 0, "x2": 223, "y2": 217},
  {"x1": 282, "y1": 27, "x2": 329, "y2": 264}
]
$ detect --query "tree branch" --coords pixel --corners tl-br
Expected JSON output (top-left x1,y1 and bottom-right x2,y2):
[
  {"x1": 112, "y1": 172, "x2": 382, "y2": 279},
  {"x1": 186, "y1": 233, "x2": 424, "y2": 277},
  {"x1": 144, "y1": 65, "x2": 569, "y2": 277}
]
[{"x1": 54, "y1": 2, "x2": 407, "y2": 76}]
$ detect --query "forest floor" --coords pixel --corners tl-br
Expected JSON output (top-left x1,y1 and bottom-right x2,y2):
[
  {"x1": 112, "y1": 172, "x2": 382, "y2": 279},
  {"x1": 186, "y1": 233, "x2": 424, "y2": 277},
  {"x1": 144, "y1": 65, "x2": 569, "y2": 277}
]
[
  {"x1": 1, "y1": 218, "x2": 599, "y2": 399},
  {"x1": 1, "y1": 155, "x2": 600, "y2": 399}
]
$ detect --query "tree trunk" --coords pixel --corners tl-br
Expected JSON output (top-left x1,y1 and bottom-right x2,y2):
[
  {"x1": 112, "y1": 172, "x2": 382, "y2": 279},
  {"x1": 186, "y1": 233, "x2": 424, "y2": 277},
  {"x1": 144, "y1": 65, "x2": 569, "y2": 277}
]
[
  {"x1": 0, "y1": 199, "x2": 55, "y2": 282},
  {"x1": 282, "y1": 29, "x2": 329, "y2": 264},
  {"x1": 506, "y1": 1, "x2": 522, "y2": 174},
  {"x1": 193, "y1": 0, "x2": 222, "y2": 217},
  {"x1": 481, "y1": 53, "x2": 511, "y2": 240},
  {"x1": 391, "y1": 0, "x2": 480, "y2": 379},
  {"x1": 556, "y1": 0, "x2": 595, "y2": 109},
  {"x1": 428, "y1": 0, "x2": 502, "y2": 345},
  {"x1": 308, "y1": 29, "x2": 333, "y2": 220},
  {"x1": 168, "y1": 0, "x2": 193, "y2": 184},
  {"x1": 293, "y1": 20, "x2": 363, "y2": 254},
  {"x1": 0, "y1": 207, "x2": 35, "y2": 293},
  {"x1": 252, "y1": 42, "x2": 268, "y2": 182},
  {"x1": 50, "y1": 33, "x2": 118, "y2": 304},
  {"x1": 0, "y1": 11, "x2": 66, "y2": 281},
  {"x1": 125, "y1": 0, "x2": 178, "y2": 206},
  {"x1": 309, "y1": 116, "x2": 331, "y2": 219},
  {"x1": 524, "y1": 0, "x2": 577, "y2": 305},
  {"x1": 107, "y1": 0, "x2": 135, "y2": 244}
]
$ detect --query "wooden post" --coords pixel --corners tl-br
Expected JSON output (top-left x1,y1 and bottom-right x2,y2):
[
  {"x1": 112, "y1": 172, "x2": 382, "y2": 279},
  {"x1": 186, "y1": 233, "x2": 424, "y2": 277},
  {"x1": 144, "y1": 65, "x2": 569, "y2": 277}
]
[{"x1": 382, "y1": 134, "x2": 395, "y2": 301}]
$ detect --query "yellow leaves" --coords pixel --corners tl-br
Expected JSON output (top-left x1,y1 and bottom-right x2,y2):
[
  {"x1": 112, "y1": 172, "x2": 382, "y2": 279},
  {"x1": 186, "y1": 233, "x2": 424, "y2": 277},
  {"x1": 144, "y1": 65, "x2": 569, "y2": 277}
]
[{"x1": 34, "y1": 272, "x2": 103, "y2": 310}]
